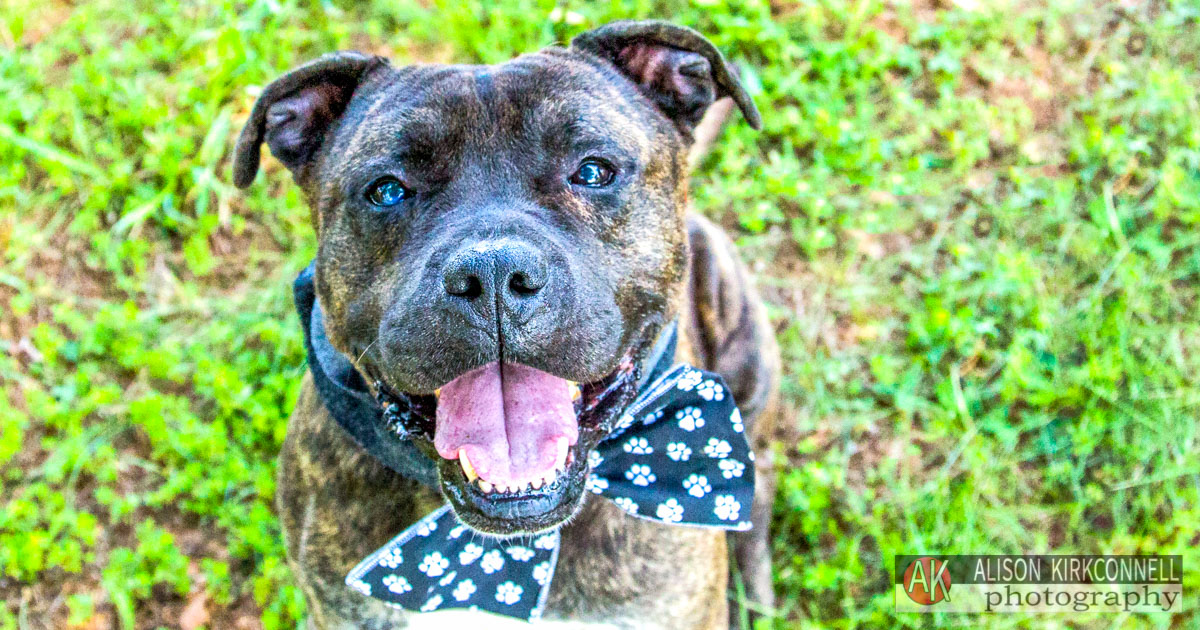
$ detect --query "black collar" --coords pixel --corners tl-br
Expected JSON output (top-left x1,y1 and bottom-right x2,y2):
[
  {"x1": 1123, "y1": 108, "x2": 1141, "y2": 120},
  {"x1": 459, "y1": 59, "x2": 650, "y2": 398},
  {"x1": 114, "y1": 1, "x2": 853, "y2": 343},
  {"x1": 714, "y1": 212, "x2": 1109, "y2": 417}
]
[{"x1": 293, "y1": 262, "x2": 677, "y2": 487}]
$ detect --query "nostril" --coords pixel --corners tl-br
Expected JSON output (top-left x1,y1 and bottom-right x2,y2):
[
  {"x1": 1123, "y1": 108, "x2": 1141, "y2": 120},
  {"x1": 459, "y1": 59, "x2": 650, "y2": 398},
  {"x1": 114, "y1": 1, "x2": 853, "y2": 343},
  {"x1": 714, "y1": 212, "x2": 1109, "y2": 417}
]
[
  {"x1": 445, "y1": 273, "x2": 484, "y2": 299},
  {"x1": 508, "y1": 272, "x2": 541, "y2": 296}
]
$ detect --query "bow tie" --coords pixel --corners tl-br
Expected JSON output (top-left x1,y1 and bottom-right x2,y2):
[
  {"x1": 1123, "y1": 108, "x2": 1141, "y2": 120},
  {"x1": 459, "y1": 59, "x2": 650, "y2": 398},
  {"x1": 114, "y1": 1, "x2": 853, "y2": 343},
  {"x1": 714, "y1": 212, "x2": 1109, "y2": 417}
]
[
  {"x1": 291, "y1": 261, "x2": 755, "y2": 622},
  {"x1": 344, "y1": 363, "x2": 755, "y2": 621}
]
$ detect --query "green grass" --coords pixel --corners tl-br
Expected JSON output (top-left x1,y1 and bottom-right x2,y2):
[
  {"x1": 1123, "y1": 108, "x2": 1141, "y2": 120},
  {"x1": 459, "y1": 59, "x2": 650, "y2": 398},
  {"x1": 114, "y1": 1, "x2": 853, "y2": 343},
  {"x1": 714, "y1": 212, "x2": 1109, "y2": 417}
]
[{"x1": 1, "y1": 0, "x2": 1197, "y2": 628}]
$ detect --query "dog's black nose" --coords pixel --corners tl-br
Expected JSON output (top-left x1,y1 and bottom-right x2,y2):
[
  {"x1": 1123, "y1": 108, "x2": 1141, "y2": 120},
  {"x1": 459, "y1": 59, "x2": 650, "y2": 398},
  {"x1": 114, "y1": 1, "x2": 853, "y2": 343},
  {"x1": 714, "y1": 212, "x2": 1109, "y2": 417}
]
[{"x1": 442, "y1": 240, "x2": 549, "y2": 325}]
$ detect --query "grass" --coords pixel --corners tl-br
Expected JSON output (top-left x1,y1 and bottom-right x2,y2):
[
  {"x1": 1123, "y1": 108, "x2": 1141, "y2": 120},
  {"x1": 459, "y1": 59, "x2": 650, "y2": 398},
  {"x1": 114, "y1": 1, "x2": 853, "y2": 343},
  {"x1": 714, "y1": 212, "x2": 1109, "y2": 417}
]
[{"x1": 1, "y1": 0, "x2": 1197, "y2": 628}]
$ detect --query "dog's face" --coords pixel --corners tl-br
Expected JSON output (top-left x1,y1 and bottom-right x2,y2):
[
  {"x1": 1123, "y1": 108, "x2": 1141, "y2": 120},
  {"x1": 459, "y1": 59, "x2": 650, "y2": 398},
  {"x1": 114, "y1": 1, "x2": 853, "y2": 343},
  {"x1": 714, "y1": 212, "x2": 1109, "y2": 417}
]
[{"x1": 234, "y1": 21, "x2": 758, "y2": 535}]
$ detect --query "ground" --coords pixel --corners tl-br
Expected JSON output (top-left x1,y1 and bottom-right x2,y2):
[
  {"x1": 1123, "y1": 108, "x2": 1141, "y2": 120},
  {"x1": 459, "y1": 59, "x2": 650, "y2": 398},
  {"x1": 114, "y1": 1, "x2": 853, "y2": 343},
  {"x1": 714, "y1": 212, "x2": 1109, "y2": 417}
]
[{"x1": 0, "y1": 0, "x2": 1197, "y2": 629}]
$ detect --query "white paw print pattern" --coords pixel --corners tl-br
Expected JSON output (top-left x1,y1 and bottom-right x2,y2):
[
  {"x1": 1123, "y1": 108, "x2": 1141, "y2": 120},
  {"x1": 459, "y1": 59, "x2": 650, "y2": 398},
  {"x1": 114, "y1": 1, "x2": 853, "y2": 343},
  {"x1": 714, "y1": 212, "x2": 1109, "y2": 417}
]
[
  {"x1": 448, "y1": 525, "x2": 467, "y2": 539},
  {"x1": 696, "y1": 379, "x2": 725, "y2": 401},
  {"x1": 418, "y1": 552, "x2": 449, "y2": 577},
  {"x1": 588, "y1": 450, "x2": 603, "y2": 469},
  {"x1": 666, "y1": 442, "x2": 692, "y2": 461},
  {"x1": 349, "y1": 578, "x2": 371, "y2": 597},
  {"x1": 480, "y1": 549, "x2": 505, "y2": 574},
  {"x1": 615, "y1": 413, "x2": 636, "y2": 432},
  {"x1": 534, "y1": 534, "x2": 557, "y2": 550},
  {"x1": 676, "y1": 368, "x2": 703, "y2": 391},
  {"x1": 420, "y1": 594, "x2": 443, "y2": 612},
  {"x1": 719, "y1": 458, "x2": 746, "y2": 479},
  {"x1": 452, "y1": 579, "x2": 476, "y2": 602},
  {"x1": 625, "y1": 464, "x2": 656, "y2": 486},
  {"x1": 613, "y1": 496, "x2": 639, "y2": 514},
  {"x1": 415, "y1": 519, "x2": 438, "y2": 537},
  {"x1": 655, "y1": 498, "x2": 684, "y2": 523},
  {"x1": 730, "y1": 408, "x2": 744, "y2": 433},
  {"x1": 714, "y1": 495, "x2": 741, "y2": 521},
  {"x1": 586, "y1": 475, "x2": 609, "y2": 494},
  {"x1": 458, "y1": 543, "x2": 483, "y2": 565},
  {"x1": 683, "y1": 474, "x2": 712, "y2": 498},
  {"x1": 623, "y1": 436, "x2": 653, "y2": 455},
  {"x1": 506, "y1": 546, "x2": 534, "y2": 562},
  {"x1": 533, "y1": 561, "x2": 553, "y2": 586},
  {"x1": 383, "y1": 574, "x2": 412, "y2": 594},
  {"x1": 495, "y1": 581, "x2": 523, "y2": 605},
  {"x1": 704, "y1": 438, "x2": 732, "y2": 459},
  {"x1": 378, "y1": 547, "x2": 403, "y2": 569},
  {"x1": 676, "y1": 406, "x2": 704, "y2": 431},
  {"x1": 642, "y1": 409, "x2": 664, "y2": 425},
  {"x1": 437, "y1": 570, "x2": 457, "y2": 587}
]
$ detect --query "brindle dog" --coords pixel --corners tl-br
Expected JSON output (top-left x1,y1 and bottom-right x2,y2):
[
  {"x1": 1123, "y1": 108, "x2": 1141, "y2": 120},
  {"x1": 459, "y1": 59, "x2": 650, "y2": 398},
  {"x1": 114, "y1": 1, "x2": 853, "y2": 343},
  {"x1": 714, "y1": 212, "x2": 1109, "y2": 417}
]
[{"x1": 232, "y1": 20, "x2": 781, "y2": 630}]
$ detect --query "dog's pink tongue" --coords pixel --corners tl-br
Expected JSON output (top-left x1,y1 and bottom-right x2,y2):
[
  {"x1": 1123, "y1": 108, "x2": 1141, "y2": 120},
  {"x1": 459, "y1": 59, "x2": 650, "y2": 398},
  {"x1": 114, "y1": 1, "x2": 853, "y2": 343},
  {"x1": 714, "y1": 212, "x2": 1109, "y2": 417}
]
[{"x1": 434, "y1": 362, "x2": 577, "y2": 487}]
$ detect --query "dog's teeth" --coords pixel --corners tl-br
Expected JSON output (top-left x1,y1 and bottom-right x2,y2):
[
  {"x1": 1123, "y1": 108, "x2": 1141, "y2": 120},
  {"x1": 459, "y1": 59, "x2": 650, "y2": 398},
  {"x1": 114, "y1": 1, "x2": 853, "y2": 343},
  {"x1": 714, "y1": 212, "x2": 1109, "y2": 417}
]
[
  {"x1": 554, "y1": 436, "x2": 569, "y2": 471},
  {"x1": 530, "y1": 477, "x2": 543, "y2": 490},
  {"x1": 434, "y1": 388, "x2": 441, "y2": 398},
  {"x1": 458, "y1": 448, "x2": 478, "y2": 482},
  {"x1": 478, "y1": 480, "x2": 493, "y2": 493},
  {"x1": 568, "y1": 381, "x2": 581, "y2": 400}
]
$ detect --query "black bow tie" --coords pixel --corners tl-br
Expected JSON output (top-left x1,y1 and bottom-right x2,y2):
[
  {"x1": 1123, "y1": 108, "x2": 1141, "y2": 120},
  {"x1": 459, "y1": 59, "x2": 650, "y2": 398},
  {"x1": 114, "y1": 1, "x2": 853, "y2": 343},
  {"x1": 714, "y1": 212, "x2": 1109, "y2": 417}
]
[{"x1": 293, "y1": 264, "x2": 755, "y2": 622}]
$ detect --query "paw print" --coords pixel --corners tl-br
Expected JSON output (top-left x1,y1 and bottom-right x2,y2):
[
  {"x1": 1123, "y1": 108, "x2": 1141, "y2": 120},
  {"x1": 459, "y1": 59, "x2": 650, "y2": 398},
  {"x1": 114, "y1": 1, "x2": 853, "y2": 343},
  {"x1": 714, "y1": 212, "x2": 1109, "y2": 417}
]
[
  {"x1": 379, "y1": 547, "x2": 403, "y2": 569},
  {"x1": 452, "y1": 579, "x2": 476, "y2": 602},
  {"x1": 586, "y1": 475, "x2": 609, "y2": 494},
  {"x1": 666, "y1": 442, "x2": 692, "y2": 461},
  {"x1": 495, "y1": 581, "x2": 524, "y2": 605},
  {"x1": 676, "y1": 368, "x2": 703, "y2": 391},
  {"x1": 458, "y1": 542, "x2": 483, "y2": 565},
  {"x1": 383, "y1": 574, "x2": 411, "y2": 594},
  {"x1": 480, "y1": 549, "x2": 505, "y2": 574},
  {"x1": 714, "y1": 495, "x2": 741, "y2": 521},
  {"x1": 533, "y1": 561, "x2": 553, "y2": 586},
  {"x1": 696, "y1": 379, "x2": 725, "y2": 401},
  {"x1": 349, "y1": 578, "x2": 371, "y2": 597},
  {"x1": 655, "y1": 498, "x2": 684, "y2": 523},
  {"x1": 534, "y1": 534, "x2": 557, "y2": 550},
  {"x1": 623, "y1": 436, "x2": 653, "y2": 455},
  {"x1": 625, "y1": 464, "x2": 656, "y2": 486},
  {"x1": 719, "y1": 458, "x2": 746, "y2": 479},
  {"x1": 730, "y1": 408, "x2": 744, "y2": 433},
  {"x1": 588, "y1": 450, "x2": 604, "y2": 469},
  {"x1": 642, "y1": 409, "x2": 664, "y2": 425},
  {"x1": 613, "y1": 496, "x2": 639, "y2": 514},
  {"x1": 418, "y1": 551, "x2": 449, "y2": 577},
  {"x1": 703, "y1": 438, "x2": 732, "y2": 459},
  {"x1": 448, "y1": 525, "x2": 467, "y2": 539},
  {"x1": 420, "y1": 594, "x2": 443, "y2": 612},
  {"x1": 506, "y1": 546, "x2": 534, "y2": 562},
  {"x1": 676, "y1": 406, "x2": 705, "y2": 432},
  {"x1": 415, "y1": 519, "x2": 438, "y2": 537},
  {"x1": 683, "y1": 474, "x2": 712, "y2": 498}
]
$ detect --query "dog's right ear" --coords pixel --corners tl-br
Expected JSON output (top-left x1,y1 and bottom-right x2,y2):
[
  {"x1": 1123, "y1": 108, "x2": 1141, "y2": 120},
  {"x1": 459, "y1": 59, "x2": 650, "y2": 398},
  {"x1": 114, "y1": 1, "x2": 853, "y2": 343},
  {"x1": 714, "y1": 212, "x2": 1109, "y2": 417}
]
[{"x1": 232, "y1": 52, "x2": 387, "y2": 188}]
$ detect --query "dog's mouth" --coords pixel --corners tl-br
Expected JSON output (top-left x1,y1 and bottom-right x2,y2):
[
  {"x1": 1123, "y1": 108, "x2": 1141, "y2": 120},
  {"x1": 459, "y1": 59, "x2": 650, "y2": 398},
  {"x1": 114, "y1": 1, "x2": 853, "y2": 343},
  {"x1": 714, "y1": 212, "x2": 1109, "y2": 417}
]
[{"x1": 370, "y1": 348, "x2": 643, "y2": 535}]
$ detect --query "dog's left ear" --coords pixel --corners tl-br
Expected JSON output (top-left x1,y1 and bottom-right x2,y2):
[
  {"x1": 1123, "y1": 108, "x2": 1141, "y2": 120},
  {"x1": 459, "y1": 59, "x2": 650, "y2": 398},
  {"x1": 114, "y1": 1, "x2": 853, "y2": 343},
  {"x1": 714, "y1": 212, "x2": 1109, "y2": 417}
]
[{"x1": 572, "y1": 20, "x2": 761, "y2": 134}]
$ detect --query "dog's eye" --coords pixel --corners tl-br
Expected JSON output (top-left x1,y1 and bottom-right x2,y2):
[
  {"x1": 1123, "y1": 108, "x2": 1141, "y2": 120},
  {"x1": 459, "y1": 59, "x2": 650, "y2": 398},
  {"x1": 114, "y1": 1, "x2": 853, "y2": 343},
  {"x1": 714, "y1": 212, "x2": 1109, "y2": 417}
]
[
  {"x1": 365, "y1": 177, "x2": 409, "y2": 207},
  {"x1": 570, "y1": 159, "x2": 615, "y2": 188}
]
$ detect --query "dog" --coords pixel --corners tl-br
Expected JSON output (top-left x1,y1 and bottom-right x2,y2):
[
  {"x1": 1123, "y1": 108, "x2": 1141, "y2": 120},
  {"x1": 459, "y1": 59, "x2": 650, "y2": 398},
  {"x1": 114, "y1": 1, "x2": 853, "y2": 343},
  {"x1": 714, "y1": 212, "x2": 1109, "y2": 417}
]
[{"x1": 232, "y1": 20, "x2": 780, "y2": 630}]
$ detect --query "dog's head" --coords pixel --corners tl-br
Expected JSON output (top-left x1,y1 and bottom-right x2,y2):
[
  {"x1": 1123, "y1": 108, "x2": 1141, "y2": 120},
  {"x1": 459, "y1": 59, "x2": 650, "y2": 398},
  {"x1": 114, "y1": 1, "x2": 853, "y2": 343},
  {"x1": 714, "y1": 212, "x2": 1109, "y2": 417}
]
[{"x1": 234, "y1": 20, "x2": 758, "y2": 535}]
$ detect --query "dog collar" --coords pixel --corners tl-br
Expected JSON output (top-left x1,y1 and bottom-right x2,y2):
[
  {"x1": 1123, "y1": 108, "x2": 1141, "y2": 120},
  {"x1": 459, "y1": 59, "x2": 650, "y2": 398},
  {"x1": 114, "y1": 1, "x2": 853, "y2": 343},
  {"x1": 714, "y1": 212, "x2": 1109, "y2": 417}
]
[{"x1": 293, "y1": 263, "x2": 756, "y2": 622}]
